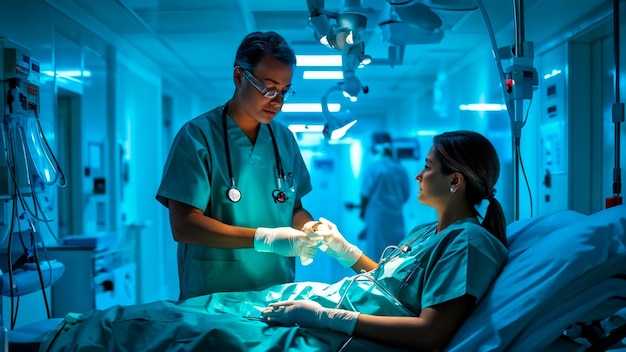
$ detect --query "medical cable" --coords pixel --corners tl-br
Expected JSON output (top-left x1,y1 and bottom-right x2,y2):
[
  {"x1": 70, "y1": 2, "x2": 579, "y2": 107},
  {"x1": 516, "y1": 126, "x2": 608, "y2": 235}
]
[
  {"x1": 32, "y1": 108, "x2": 66, "y2": 187},
  {"x1": 334, "y1": 270, "x2": 415, "y2": 352},
  {"x1": 30, "y1": 231, "x2": 52, "y2": 319},
  {"x1": 2, "y1": 128, "x2": 56, "y2": 325},
  {"x1": 334, "y1": 227, "x2": 432, "y2": 312},
  {"x1": 334, "y1": 272, "x2": 414, "y2": 315},
  {"x1": 221, "y1": 103, "x2": 288, "y2": 203},
  {"x1": 2, "y1": 123, "x2": 54, "y2": 225}
]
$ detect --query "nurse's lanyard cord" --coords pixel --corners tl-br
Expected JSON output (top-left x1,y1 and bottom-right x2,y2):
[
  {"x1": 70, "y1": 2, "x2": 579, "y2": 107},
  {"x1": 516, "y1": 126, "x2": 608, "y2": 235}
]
[{"x1": 222, "y1": 103, "x2": 289, "y2": 203}]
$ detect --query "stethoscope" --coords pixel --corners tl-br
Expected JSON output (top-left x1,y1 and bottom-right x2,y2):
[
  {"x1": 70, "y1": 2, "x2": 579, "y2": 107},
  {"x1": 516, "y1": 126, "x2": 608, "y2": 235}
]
[
  {"x1": 222, "y1": 104, "x2": 292, "y2": 203},
  {"x1": 377, "y1": 224, "x2": 438, "y2": 265}
]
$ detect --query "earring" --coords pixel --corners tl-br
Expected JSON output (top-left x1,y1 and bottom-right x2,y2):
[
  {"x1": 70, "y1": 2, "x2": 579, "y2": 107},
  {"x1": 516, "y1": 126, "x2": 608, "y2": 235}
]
[{"x1": 449, "y1": 187, "x2": 455, "y2": 193}]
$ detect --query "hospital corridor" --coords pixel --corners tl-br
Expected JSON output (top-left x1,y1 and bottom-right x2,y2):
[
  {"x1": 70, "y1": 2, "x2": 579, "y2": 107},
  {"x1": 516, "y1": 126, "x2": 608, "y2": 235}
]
[{"x1": 0, "y1": 0, "x2": 625, "y2": 351}]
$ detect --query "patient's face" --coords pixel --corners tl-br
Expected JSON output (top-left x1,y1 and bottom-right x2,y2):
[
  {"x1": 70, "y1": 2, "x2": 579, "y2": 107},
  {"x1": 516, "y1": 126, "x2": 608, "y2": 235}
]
[{"x1": 415, "y1": 147, "x2": 450, "y2": 206}]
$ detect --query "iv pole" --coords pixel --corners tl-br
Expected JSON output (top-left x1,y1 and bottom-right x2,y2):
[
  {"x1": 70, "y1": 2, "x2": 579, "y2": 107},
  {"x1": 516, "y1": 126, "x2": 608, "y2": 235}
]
[
  {"x1": 501, "y1": 0, "x2": 538, "y2": 221},
  {"x1": 475, "y1": 0, "x2": 538, "y2": 222}
]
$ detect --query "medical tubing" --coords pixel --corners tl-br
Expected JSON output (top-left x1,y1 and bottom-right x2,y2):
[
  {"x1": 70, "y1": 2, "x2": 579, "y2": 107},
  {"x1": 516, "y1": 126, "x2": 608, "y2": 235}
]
[
  {"x1": 516, "y1": 142, "x2": 533, "y2": 217},
  {"x1": 335, "y1": 272, "x2": 413, "y2": 317},
  {"x1": 24, "y1": 118, "x2": 57, "y2": 185},
  {"x1": 378, "y1": 245, "x2": 399, "y2": 264},
  {"x1": 31, "y1": 235, "x2": 52, "y2": 318},
  {"x1": 475, "y1": 0, "x2": 513, "y2": 116},
  {"x1": 28, "y1": 113, "x2": 66, "y2": 186},
  {"x1": 7, "y1": 201, "x2": 17, "y2": 330},
  {"x1": 3, "y1": 122, "x2": 53, "y2": 223},
  {"x1": 34, "y1": 110, "x2": 66, "y2": 187},
  {"x1": 5, "y1": 127, "x2": 31, "y2": 216}
]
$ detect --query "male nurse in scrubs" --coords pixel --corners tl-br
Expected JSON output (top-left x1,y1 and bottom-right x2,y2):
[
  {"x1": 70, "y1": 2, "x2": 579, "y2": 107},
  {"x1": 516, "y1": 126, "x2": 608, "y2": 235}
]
[{"x1": 156, "y1": 31, "x2": 318, "y2": 300}]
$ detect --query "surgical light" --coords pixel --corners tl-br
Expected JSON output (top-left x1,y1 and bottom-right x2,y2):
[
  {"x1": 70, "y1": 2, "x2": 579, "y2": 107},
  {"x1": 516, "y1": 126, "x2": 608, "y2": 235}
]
[
  {"x1": 323, "y1": 113, "x2": 358, "y2": 140},
  {"x1": 342, "y1": 91, "x2": 358, "y2": 102},
  {"x1": 340, "y1": 75, "x2": 365, "y2": 102},
  {"x1": 359, "y1": 55, "x2": 372, "y2": 66},
  {"x1": 309, "y1": 11, "x2": 367, "y2": 53}
]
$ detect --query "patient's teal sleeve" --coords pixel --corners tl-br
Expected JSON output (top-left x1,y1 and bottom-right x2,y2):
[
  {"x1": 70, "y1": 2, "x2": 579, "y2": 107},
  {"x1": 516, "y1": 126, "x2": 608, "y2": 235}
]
[{"x1": 372, "y1": 217, "x2": 508, "y2": 314}]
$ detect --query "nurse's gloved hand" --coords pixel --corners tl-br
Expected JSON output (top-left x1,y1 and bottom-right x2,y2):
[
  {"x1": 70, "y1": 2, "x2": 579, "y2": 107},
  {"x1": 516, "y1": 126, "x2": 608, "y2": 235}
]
[
  {"x1": 254, "y1": 227, "x2": 319, "y2": 260},
  {"x1": 261, "y1": 300, "x2": 358, "y2": 336},
  {"x1": 318, "y1": 217, "x2": 362, "y2": 268},
  {"x1": 300, "y1": 221, "x2": 328, "y2": 250}
]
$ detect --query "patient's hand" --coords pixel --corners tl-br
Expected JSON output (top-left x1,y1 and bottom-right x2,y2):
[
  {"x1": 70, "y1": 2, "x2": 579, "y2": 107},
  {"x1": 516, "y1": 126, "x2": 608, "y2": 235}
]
[{"x1": 261, "y1": 300, "x2": 358, "y2": 335}]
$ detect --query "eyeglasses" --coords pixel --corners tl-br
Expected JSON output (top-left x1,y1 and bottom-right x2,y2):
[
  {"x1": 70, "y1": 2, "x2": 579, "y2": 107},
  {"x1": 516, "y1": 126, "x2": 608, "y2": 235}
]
[{"x1": 242, "y1": 69, "x2": 296, "y2": 101}]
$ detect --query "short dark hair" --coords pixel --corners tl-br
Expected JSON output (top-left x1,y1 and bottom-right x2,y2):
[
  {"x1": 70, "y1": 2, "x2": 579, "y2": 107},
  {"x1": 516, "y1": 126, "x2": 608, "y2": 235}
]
[{"x1": 234, "y1": 31, "x2": 296, "y2": 71}]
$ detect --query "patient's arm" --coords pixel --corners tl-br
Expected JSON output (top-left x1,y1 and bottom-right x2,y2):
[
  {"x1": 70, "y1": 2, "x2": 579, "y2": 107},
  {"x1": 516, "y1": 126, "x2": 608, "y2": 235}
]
[
  {"x1": 354, "y1": 294, "x2": 476, "y2": 351},
  {"x1": 350, "y1": 255, "x2": 378, "y2": 273}
]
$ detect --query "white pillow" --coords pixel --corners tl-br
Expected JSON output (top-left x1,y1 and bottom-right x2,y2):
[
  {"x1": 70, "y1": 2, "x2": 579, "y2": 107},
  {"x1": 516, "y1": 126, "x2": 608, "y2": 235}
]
[{"x1": 447, "y1": 204, "x2": 626, "y2": 352}]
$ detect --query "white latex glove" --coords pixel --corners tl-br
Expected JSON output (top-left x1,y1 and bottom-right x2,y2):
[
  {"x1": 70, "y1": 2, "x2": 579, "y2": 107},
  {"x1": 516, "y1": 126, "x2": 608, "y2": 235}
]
[
  {"x1": 318, "y1": 217, "x2": 362, "y2": 268},
  {"x1": 300, "y1": 220, "x2": 329, "y2": 251},
  {"x1": 298, "y1": 221, "x2": 324, "y2": 266},
  {"x1": 254, "y1": 227, "x2": 318, "y2": 261},
  {"x1": 261, "y1": 300, "x2": 359, "y2": 336}
]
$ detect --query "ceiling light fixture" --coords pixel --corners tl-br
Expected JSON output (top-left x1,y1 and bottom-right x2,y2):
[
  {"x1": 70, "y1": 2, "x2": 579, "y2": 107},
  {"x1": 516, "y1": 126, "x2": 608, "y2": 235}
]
[
  {"x1": 303, "y1": 71, "x2": 344, "y2": 80},
  {"x1": 459, "y1": 103, "x2": 507, "y2": 111},
  {"x1": 282, "y1": 103, "x2": 341, "y2": 113},
  {"x1": 296, "y1": 54, "x2": 342, "y2": 67}
]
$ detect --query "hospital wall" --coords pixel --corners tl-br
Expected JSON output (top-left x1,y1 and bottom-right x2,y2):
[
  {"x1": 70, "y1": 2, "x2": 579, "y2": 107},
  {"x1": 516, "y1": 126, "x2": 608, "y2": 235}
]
[
  {"x1": 361, "y1": 8, "x2": 625, "y2": 222},
  {"x1": 0, "y1": 0, "x2": 209, "y2": 327},
  {"x1": 0, "y1": 0, "x2": 624, "y2": 330}
]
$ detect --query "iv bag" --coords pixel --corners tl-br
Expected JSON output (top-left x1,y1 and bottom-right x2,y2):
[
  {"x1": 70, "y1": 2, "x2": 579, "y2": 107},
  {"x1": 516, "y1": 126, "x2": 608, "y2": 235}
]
[{"x1": 6, "y1": 113, "x2": 65, "y2": 186}]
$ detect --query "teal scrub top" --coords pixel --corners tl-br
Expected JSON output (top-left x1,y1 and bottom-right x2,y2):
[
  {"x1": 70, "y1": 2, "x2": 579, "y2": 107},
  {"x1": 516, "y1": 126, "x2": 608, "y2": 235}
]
[
  {"x1": 370, "y1": 218, "x2": 508, "y2": 315},
  {"x1": 156, "y1": 104, "x2": 312, "y2": 299}
]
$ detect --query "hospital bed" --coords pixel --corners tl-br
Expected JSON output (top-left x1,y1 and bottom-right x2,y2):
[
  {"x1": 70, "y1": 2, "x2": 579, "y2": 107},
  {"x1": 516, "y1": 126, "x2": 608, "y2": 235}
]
[{"x1": 8, "y1": 203, "x2": 626, "y2": 352}]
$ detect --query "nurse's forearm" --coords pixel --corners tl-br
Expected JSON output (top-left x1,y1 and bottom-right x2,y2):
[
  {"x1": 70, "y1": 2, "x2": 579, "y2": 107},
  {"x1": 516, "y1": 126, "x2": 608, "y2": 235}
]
[
  {"x1": 169, "y1": 199, "x2": 256, "y2": 248},
  {"x1": 292, "y1": 207, "x2": 314, "y2": 230}
]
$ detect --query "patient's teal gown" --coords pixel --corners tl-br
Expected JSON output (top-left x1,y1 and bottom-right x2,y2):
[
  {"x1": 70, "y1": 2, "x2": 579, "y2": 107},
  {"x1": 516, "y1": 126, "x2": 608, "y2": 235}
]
[{"x1": 40, "y1": 218, "x2": 507, "y2": 352}]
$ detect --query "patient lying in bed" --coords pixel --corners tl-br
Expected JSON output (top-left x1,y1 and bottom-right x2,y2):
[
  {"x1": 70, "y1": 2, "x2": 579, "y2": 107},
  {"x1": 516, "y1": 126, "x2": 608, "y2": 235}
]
[{"x1": 38, "y1": 204, "x2": 626, "y2": 352}]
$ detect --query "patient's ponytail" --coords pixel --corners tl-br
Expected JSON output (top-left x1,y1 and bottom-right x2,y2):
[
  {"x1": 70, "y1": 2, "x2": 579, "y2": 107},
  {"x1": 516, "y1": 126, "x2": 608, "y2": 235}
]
[
  {"x1": 482, "y1": 196, "x2": 507, "y2": 247},
  {"x1": 433, "y1": 131, "x2": 508, "y2": 248}
]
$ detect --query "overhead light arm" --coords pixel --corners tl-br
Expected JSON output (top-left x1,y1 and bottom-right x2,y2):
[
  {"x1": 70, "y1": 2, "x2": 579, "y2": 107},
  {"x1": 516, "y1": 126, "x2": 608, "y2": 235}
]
[{"x1": 321, "y1": 84, "x2": 358, "y2": 140}]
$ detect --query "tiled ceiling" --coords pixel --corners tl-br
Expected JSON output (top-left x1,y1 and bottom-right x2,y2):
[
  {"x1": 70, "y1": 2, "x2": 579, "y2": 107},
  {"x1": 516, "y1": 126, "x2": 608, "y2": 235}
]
[{"x1": 46, "y1": 0, "x2": 613, "y2": 125}]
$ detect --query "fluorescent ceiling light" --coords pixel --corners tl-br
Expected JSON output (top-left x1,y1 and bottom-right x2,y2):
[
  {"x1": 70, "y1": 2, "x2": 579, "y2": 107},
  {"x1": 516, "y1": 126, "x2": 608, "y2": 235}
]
[
  {"x1": 282, "y1": 103, "x2": 341, "y2": 113},
  {"x1": 43, "y1": 70, "x2": 91, "y2": 77},
  {"x1": 303, "y1": 71, "x2": 344, "y2": 80},
  {"x1": 288, "y1": 124, "x2": 325, "y2": 133},
  {"x1": 459, "y1": 103, "x2": 507, "y2": 112},
  {"x1": 296, "y1": 55, "x2": 342, "y2": 67},
  {"x1": 417, "y1": 130, "x2": 438, "y2": 136}
]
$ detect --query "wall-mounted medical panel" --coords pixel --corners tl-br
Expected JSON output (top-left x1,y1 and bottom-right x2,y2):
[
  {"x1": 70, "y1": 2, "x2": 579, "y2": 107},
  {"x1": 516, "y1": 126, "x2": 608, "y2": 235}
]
[{"x1": 536, "y1": 43, "x2": 569, "y2": 216}]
